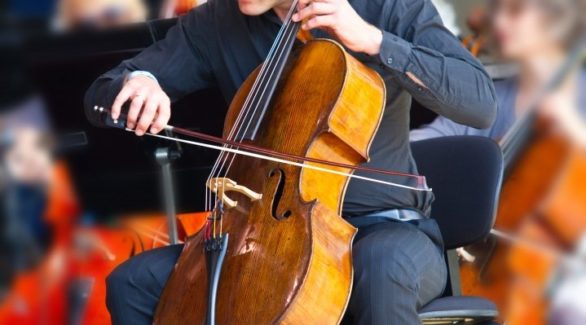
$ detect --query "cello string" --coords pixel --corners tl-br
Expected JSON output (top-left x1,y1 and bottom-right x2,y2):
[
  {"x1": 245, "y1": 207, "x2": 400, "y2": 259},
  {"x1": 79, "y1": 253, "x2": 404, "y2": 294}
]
[
  {"x1": 205, "y1": 4, "x2": 297, "y2": 213},
  {"x1": 134, "y1": 129, "x2": 432, "y2": 192},
  {"x1": 212, "y1": 5, "x2": 299, "y2": 183},
  {"x1": 211, "y1": 14, "x2": 301, "y2": 236},
  {"x1": 205, "y1": 30, "x2": 294, "y2": 223},
  {"x1": 219, "y1": 2, "x2": 300, "y2": 181},
  {"x1": 205, "y1": 23, "x2": 290, "y2": 210},
  {"x1": 206, "y1": 10, "x2": 299, "y2": 237},
  {"x1": 219, "y1": 39, "x2": 297, "y2": 180},
  {"x1": 207, "y1": 3, "x2": 300, "y2": 234},
  {"x1": 205, "y1": 20, "x2": 290, "y2": 213},
  {"x1": 208, "y1": 27, "x2": 295, "y2": 190}
]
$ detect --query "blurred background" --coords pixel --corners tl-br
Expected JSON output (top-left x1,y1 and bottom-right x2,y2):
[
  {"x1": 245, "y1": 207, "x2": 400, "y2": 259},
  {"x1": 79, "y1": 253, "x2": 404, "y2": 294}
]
[{"x1": 0, "y1": 0, "x2": 584, "y2": 324}]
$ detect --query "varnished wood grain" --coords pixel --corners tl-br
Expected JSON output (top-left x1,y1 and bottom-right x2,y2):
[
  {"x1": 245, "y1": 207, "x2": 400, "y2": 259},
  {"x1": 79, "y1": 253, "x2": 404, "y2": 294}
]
[{"x1": 154, "y1": 39, "x2": 385, "y2": 325}]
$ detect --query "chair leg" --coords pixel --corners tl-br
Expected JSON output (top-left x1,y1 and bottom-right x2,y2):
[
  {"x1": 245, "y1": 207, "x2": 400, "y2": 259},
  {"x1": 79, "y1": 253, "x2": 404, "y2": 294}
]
[
  {"x1": 422, "y1": 317, "x2": 499, "y2": 325},
  {"x1": 446, "y1": 249, "x2": 462, "y2": 296}
]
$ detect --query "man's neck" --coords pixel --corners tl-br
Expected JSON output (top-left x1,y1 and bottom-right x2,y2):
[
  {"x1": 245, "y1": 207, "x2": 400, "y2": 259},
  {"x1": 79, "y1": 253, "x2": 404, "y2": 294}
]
[{"x1": 273, "y1": 0, "x2": 294, "y2": 22}]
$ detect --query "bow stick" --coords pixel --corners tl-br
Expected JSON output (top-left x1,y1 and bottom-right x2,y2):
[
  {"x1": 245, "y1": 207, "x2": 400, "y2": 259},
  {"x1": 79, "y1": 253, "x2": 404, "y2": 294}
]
[{"x1": 94, "y1": 106, "x2": 431, "y2": 192}]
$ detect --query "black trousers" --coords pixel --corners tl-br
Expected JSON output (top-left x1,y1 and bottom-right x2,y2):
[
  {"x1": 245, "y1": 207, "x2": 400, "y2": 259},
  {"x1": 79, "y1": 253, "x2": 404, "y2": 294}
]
[{"x1": 106, "y1": 218, "x2": 447, "y2": 325}]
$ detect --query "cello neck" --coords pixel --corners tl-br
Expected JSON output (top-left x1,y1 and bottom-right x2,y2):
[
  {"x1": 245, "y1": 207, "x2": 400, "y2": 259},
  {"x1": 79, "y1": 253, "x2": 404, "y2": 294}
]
[
  {"x1": 236, "y1": 2, "x2": 301, "y2": 141},
  {"x1": 499, "y1": 110, "x2": 535, "y2": 171}
]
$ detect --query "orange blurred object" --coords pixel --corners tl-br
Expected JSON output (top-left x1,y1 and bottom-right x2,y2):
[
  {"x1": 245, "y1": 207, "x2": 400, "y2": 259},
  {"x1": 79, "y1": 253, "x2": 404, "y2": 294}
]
[
  {"x1": 175, "y1": 0, "x2": 199, "y2": 15},
  {"x1": 460, "y1": 116, "x2": 586, "y2": 324},
  {"x1": 0, "y1": 161, "x2": 207, "y2": 324}
]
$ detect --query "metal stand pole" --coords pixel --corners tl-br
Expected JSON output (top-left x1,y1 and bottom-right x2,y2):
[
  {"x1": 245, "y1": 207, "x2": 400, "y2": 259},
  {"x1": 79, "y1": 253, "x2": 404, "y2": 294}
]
[{"x1": 154, "y1": 132, "x2": 182, "y2": 245}]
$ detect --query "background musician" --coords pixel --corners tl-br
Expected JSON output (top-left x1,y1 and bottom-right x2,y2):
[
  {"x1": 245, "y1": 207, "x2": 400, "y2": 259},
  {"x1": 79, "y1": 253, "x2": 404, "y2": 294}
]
[
  {"x1": 411, "y1": 0, "x2": 586, "y2": 142},
  {"x1": 0, "y1": 51, "x2": 55, "y2": 299},
  {"x1": 84, "y1": 0, "x2": 497, "y2": 323},
  {"x1": 55, "y1": 0, "x2": 148, "y2": 30},
  {"x1": 411, "y1": 1, "x2": 584, "y2": 322}
]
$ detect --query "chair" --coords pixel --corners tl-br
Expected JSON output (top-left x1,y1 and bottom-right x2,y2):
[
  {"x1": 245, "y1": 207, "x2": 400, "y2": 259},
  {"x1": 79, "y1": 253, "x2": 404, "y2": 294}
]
[{"x1": 411, "y1": 136, "x2": 504, "y2": 324}]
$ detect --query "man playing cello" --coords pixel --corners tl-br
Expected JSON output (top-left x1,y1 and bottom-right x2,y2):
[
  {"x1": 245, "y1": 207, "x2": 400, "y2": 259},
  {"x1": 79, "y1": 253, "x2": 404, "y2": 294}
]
[{"x1": 85, "y1": 0, "x2": 497, "y2": 323}]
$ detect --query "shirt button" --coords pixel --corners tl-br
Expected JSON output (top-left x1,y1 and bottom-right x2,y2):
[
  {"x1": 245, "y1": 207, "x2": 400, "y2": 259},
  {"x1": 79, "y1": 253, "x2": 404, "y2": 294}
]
[{"x1": 387, "y1": 57, "x2": 393, "y2": 65}]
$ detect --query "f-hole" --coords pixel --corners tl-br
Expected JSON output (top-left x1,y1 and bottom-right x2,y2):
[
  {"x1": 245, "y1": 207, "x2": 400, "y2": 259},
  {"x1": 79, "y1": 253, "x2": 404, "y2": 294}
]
[{"x1": 268, "y1": 168, "x2": 292, "y2": 220}]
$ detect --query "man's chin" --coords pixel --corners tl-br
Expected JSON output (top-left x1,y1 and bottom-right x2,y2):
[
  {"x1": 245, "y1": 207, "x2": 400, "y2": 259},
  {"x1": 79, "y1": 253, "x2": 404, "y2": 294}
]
[{"x1": 237, "y1": 2, "x2": 268, "y2": 16}]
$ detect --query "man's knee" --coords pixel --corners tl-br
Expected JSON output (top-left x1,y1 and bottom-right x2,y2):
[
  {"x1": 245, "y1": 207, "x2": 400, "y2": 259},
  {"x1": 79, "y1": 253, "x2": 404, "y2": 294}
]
[
  {"x1": 106, "y1": 257, "x2": 138, "y2": 309},
  {"x1": 355, "y1": 224, "x2": 419, "y2": 268},
  {"x1": 106, "y1": 262, "x2": 132, "y2": 295},
  {"x1": 108, "y1": 248, "x2": 173, "y2": 291},
  {"x1": 105, "y1": 260, "x2": 134, "y2": 323},
  {"x1": 105, "y1": 245, "x2": 183, "y2": 324},
  {"x1": 107, "y1": 244, "x2": 184, "y2": 299},
  {"x1": 349, "y1": 227, "x2": 425, "y2": 324},
  {"x1": 354, "y1": 239, "x2": 418, "y2": 288}
]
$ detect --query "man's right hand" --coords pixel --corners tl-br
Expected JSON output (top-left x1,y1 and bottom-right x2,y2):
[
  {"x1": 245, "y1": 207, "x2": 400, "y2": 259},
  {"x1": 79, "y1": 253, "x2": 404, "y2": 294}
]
[{"x1": 111, "y1": 75, "x2": 171, "y2": 136}]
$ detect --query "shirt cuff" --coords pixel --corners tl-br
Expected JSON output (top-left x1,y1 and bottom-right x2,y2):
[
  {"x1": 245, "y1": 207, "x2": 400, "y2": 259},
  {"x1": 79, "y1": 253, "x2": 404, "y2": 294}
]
[
  {"x1": 126, "y1": 70, "x2": 159, "y2": 84},
  {"x1": 376, "y1": 31, "x2": 412, "y2": 73}
]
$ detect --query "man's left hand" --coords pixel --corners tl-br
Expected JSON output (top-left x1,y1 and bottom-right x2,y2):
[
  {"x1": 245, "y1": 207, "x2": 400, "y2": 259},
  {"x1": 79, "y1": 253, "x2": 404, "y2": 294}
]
[{"x1": 292, "y1": 0, "x2": 382, "y2": 56}]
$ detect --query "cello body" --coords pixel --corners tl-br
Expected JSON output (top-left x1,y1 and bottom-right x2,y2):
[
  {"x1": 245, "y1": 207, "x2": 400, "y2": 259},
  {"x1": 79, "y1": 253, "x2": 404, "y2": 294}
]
[{"x1": 154, "y1": 39, "x2": 385, "y2": 324}]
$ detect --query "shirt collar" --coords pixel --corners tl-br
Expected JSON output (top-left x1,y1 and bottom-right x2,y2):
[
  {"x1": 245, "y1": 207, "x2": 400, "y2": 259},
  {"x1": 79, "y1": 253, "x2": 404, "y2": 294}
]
[{"x1": 262, "y1": 9, "x2": 283, "y2": 26}]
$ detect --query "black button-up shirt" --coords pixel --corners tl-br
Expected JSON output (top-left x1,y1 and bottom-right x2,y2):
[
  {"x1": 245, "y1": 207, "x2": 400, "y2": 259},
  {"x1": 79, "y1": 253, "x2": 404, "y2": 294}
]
[{"x1": 85, "y1": 0, "x2": 497, "y2": 217}]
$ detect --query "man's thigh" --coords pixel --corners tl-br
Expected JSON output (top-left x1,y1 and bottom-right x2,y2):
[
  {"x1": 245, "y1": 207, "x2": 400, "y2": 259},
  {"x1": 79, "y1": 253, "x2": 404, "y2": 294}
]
[
  {"x1": 106, "y1": 244, "x2": 184, "y2": 324},
  {"x1": 348, "y1": 221, "x2": 447, "y2": 324}
]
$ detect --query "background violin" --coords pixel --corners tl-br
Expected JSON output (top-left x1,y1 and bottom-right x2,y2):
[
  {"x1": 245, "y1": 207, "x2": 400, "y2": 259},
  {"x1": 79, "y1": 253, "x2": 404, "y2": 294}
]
[{"x1": 458, "y1": 43, "x2": 586, "y2": 324}]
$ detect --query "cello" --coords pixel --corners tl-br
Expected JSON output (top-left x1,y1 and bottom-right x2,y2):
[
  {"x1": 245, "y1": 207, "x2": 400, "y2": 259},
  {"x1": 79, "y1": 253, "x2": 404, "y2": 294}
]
[
  {"x1": 153, "y1": 2, "x2": 386, "y2": 323},
  {"x1": 94, "y1": 1, "x2": 432, "y2": 323}
]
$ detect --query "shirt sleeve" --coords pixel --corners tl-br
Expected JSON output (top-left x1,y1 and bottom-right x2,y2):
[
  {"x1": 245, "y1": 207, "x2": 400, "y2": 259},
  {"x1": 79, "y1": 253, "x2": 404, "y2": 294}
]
[
  {"x1": 375, "y1": 0, "x2": 497, "y2": 129},
  {"x1": 84, "y1": 5, "x2": 215, "y2": 127},
  {"x1": 409, "y1": 116, "x2": 471, "y2": 141}
]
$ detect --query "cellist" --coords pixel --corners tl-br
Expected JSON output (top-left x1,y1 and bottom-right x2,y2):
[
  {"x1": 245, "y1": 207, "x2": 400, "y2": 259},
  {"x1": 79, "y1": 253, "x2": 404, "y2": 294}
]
[{"x1": 84, "y1": 0, "x2": 497, "y2": 323}]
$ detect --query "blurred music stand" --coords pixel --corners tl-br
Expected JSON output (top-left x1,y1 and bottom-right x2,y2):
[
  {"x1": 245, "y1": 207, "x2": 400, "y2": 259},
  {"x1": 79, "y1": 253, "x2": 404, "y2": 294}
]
[{"x1": 25, "y1": 20, "x2": 227, "y2": 220}]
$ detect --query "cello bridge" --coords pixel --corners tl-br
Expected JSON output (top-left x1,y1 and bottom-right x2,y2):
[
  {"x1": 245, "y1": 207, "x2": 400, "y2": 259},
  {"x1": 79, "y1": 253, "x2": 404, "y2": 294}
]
[{"x1": 207, "y1": 177, "x2": 262, "y2": 209}]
